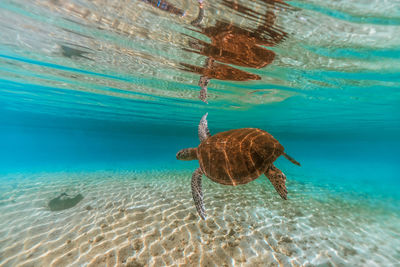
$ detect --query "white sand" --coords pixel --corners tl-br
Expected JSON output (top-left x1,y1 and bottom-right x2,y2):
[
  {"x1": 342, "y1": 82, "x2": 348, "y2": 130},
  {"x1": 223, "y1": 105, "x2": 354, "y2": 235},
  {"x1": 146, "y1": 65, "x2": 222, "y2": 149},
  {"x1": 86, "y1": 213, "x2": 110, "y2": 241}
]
[{"x1": 0, "y1": 170, "x2": 399, "y2": 266}]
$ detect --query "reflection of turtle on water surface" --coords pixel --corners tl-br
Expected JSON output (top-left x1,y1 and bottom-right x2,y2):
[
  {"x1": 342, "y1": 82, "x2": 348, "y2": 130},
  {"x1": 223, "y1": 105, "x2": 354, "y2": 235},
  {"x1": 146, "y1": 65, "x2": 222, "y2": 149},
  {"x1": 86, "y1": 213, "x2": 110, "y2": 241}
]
[
  {"x1": 184, "y1": 0, "x2": 288, "y2": 103},
  {"x1": 139, "y1": 0, "x2": 186, "y2": 16},
  {"x1": 176, "y1": 113, "x2": 300, "y2": 220}
]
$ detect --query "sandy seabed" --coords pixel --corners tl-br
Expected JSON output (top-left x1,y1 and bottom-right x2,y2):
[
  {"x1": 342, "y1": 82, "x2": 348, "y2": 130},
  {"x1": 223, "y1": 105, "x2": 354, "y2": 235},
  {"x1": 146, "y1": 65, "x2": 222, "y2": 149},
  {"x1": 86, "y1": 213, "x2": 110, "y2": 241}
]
[{"x1": 0, "y1": 170, "x2": 399, "y2": 267}]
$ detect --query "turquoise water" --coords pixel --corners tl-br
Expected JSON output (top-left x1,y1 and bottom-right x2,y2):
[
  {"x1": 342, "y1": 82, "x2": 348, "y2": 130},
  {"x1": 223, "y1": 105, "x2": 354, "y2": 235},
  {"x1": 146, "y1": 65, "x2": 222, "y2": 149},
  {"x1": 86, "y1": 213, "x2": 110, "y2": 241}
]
[{"x1": 0, "y1": 0, "x2": 400, "y2": 266}]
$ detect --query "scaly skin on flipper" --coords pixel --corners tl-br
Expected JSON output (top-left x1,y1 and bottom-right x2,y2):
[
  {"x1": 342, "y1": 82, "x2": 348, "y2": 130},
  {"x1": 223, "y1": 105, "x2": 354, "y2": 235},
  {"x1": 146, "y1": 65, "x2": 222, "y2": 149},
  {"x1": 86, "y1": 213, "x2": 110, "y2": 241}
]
[
  {"x1": 265, "y1": 164, "x2": 287, "y2": 200},
  {"x1": 191, "y1": 167, "x2": 206, "y2": 220},
  {"x1": 198, "y1": 113, "x2": 211, "y2": 142}
]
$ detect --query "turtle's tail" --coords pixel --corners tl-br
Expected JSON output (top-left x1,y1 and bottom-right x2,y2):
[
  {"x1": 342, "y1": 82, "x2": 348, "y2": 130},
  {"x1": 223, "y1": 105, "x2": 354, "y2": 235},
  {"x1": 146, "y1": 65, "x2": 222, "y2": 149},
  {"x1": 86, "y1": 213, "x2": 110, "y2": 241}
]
[
  {"x1": 176, "y1": 148, "x2": 198, "y2": 161},
  {"x1": 283, "y1": 153, "x2": 301, "y2": 166}
]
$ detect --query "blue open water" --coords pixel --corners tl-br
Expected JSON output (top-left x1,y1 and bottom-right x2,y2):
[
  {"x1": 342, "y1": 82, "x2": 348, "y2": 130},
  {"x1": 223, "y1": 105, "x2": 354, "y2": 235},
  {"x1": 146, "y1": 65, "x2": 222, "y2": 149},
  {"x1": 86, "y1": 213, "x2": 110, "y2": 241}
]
[{"x1": 0, "y1": 0, "x2": 399, "y2": 266}]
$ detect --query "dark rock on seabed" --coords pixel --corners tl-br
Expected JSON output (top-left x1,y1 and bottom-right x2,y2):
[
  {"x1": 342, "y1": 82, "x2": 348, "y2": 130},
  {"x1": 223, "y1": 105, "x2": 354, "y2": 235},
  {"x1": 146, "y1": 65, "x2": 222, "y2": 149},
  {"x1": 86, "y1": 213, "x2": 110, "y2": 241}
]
[{"x1": 48, "y1": 193, "x2": 84, "y2": 211}]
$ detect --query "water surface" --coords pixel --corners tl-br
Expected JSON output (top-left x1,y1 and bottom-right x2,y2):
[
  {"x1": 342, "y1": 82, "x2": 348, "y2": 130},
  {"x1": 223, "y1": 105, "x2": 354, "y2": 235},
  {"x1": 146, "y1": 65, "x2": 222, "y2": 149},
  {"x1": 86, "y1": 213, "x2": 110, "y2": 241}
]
[{"x1": 0, "y1": 0, "x2": 399, "y2": 266}]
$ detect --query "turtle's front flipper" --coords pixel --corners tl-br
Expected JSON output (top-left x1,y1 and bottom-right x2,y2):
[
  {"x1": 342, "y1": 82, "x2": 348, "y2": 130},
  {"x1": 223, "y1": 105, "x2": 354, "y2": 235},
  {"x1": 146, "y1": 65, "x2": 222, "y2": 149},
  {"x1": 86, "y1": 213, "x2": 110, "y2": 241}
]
[
  {"x1": 198, "y1": 113, "x2": 211, "y2": 142},
  {"x1": 265, "y1": 165, "x2": 287, "y2": 200},
  {"x1": 191, "y1": 167, "x2": 206, "y2": 220}
]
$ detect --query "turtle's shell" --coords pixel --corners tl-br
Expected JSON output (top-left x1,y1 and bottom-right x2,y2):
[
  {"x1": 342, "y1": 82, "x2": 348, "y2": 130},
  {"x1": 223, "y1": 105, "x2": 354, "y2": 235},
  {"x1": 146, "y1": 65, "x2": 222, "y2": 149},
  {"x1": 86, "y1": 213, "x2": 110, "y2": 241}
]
[{"x1": 197, "y1": 128, "x2": 284, "y2": 185}]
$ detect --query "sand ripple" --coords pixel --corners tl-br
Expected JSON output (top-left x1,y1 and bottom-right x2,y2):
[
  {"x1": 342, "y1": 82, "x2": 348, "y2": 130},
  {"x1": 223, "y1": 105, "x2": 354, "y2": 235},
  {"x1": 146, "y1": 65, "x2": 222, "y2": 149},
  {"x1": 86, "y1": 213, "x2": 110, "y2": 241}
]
[{"x1": 0, "y1": 170, "x2": 399, "y2": 266}]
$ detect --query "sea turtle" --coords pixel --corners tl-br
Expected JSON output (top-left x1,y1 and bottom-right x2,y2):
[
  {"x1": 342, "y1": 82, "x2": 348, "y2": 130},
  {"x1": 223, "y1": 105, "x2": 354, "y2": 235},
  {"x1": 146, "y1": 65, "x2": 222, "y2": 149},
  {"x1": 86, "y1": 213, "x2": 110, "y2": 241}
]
[{"x1": 176, "y1": 113, "x2": 300, "y2": 220}]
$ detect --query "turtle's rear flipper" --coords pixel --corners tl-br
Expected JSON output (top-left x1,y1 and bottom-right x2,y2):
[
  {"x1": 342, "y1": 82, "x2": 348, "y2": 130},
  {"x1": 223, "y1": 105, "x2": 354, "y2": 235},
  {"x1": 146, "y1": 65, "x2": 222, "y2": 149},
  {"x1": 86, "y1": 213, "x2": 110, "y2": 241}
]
[
  {"x1": 283, "y1": 153, "x2": 301, "y2": 166},
  {"x1": 191, "y1": 167, "x2": 206, "y2": 220},
  {"x1": 265, "y1": 165, "x2": 287, "y2": 200}
]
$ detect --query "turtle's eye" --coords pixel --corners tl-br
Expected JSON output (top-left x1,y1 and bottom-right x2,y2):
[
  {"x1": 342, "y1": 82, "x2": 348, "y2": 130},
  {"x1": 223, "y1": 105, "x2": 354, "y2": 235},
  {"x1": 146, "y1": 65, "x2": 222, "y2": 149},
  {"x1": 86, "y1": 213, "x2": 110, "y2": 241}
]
[{"x1": 176, "y1": 150, "x2": 186, "y2": 160}]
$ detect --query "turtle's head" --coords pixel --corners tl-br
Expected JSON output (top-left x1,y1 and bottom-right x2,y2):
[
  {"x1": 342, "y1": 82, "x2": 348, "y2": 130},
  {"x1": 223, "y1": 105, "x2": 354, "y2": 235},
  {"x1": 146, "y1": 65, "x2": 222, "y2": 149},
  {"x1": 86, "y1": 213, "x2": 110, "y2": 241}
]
[{"x1": 176, "y1": 148, "x2": 198, "y2": 161}]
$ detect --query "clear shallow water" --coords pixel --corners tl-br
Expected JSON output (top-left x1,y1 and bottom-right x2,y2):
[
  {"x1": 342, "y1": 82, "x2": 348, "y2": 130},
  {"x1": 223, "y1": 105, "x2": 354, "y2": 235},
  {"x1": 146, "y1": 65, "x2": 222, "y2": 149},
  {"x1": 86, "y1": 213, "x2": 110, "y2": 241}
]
[{"x1": 0, "y1": 0, "x2": 400, "y2": 266}]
